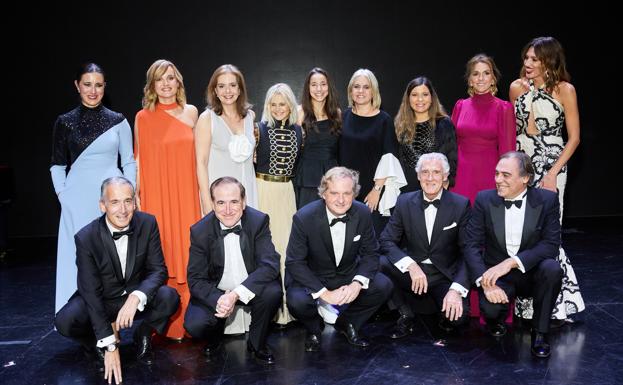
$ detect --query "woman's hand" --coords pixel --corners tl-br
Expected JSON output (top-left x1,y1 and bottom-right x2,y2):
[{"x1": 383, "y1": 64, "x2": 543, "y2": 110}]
[
  {"x1": 539, "y1": 172, "x2": 557, "y2": 192},
  {"x1": 364, "y1": 189, "x2": 381, "y2": 212}
]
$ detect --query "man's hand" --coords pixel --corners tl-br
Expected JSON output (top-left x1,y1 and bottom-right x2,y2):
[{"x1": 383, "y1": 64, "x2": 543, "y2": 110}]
[
  {"x1": 342, "y1": 281, "x2": 363, "y2": 304},
  {"x1": 481, "y1": 258, "x2": 516, "y2": 288},
  {"x1": 104, "y1": 349, "x2": 122, "y2": 384},
  {"x1": 441, "y1": 289, "x2": 463, "y2": 321},
  {"x1": 115, "y1": 294, "x2": 140, "y2": 331},
  {"x1": 483, "y1": 284, "x2": 509, "y2": 304},
  {"x1": 320, "y1": 287, "x2": 348, "y2": 306},
  {"x1": 215, "y1": 290, "x2": 239, "y2": 318},
  {"x1": 407, "y1": 262, "x2": 428, "y2": 295}
]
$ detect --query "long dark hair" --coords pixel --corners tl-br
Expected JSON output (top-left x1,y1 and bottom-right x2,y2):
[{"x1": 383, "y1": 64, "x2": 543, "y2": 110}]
[
  {"x1": 394, "y1": 77, "x2": 447, "y2": 144},
  {"x1": 301, "y1": 67, "x2": 341, "y2": 136}
]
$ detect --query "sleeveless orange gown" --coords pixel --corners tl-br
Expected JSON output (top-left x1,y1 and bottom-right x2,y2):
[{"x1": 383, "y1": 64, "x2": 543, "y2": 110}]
[{"x1": 135, "y1": 102, "x2": 201, "y2": 339}]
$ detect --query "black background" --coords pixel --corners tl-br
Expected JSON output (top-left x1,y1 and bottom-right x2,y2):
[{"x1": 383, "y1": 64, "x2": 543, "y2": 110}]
[{"x1": 5, "y1": 0, "x2": 619, "y2": 237}]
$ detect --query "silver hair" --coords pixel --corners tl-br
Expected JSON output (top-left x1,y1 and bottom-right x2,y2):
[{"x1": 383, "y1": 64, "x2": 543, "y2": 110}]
[
  {"x1": 100, "y1": 176, "x2": 135, "y2": 201},
  {"x1": 415, "y1": 152, "x2": 451, "y2": 175}
]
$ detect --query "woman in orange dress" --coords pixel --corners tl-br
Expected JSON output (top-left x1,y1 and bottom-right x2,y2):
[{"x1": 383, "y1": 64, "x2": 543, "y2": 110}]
[{"x1": 134, "y1": 59, "x2": 200, "y2": 340}]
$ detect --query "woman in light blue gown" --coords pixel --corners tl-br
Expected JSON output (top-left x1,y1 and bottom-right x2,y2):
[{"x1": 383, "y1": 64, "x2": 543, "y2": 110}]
[{"x1": 50, "y1": 63, "x2": 136, "y2": 313}]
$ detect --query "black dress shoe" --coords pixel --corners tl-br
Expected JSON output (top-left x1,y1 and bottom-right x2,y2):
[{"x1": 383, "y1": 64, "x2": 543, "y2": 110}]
[
  {"x1": 334, "y1": 318, "x2": 370, "y2": 347},
  {"x1": 247, "y1": 341, "x2": 275, "y2": 364},
  {"x1": 203, "y1": 339, "x2": 223, "y2": 357},
  {"x1": 134, "y1": 324, "x2": 154, "y2": 362},
  {"x1": 304, "y1": 333, "x2": 321, "y2": 352},
  {"x1": 389, "y1": 315, "x2": 414, "y2": 339},
  {"x1": 486, "y1": 320, "x2": 507, "y2": 337},
  {"x1": 531, "y1": 331, "x2": 551, "y2": 358}
]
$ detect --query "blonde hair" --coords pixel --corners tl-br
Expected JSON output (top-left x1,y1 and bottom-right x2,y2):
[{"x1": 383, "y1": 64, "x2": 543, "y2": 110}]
[
  {"x1": 142, "y1": 59, "x2": 186, "y2": 110},
  {"x1": 347, "y1": 69, "x2": 382, "y2": 109},
  {"x1": 261, "y1": 83, "x2": 299, "y2": 128}
]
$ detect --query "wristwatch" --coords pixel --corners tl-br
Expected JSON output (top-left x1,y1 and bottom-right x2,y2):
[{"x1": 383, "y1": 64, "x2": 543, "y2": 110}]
[
  {"x1": 372, "y1": 184, "x2": 382, "y2": 192},
  {"x1": 103, "y1": 342, "x2": 118, "y2": 353},
  {"x1": 352, "y1": 278, "x2": 365, "y2": 287}
]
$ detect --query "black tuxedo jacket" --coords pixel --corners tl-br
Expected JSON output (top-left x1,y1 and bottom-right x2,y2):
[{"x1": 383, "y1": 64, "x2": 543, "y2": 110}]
[
  {"x1": 74, "y1": 212, "x2": 167, "y2": 340},
  {"x1": 187, "y1": 207, "x2": 280, "y2": 309},
  {"x1": 379, "y1": 190, "x2": 471, "y2": 288},
  {"x1": 465, "y1": 188, "x2": 561, "y2": 280},
  {"x1": 285, "y1": 200, "x2": 379, "y2": 293}
]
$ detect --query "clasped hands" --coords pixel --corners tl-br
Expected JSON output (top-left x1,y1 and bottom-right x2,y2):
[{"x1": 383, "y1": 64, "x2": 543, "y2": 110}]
[
  {"x1": 320, "y1": 281, "x2": 362, "y2": 306},
  {"x1": 215, "y1": 290, "x2": 239, "y2": 318}
]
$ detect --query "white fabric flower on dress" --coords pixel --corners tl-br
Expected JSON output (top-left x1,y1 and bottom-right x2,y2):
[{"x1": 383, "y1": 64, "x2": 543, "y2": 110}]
[{"x1": 228, "y1": 134, "x2": 254, "y2": 163}]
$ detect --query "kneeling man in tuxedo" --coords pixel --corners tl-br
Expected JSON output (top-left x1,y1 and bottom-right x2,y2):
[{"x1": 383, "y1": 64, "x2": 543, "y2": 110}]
[
  {"x1": 379, "y1": 152, "x2": 471, "y2": 339},
  {"x1": 285, "y1": 166, "x2": 393, "y2": 351},
  {"x1": 184, "y1": 177, "x2": 282, "y2": 364},
  {"x1": 55, "y1": 176, "x2": 180, "y2": 385},
  {"x1": 466, "y1": 151, "x2": 563, "y2": 358}
]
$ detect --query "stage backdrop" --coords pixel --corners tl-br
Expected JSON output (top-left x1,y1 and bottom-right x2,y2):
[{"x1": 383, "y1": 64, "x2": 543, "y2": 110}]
[{"x1": 8, "y1": 0, "x2": 619, "y2": 237}]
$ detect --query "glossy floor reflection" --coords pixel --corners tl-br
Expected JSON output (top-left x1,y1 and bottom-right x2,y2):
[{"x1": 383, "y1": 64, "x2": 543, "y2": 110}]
[{"x1": 1, "y1": 219, "x2": 622, "y2": 384}]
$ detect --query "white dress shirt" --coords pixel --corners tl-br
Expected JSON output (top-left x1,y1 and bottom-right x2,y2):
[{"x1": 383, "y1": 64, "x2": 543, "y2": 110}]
[
  {"x1": 97, "y1": 218, "x2": 147, "y2": 348},
  {"x1": 504, "y1": 189, "x2": 528, "y2": 273},
  {"x1": 217, "y1": 221, "x2": 255, "y2": 304},
  {"x1": 311, "y1": 208, "x2": 370, "y2": 299},
  {"x1": 394, "y1": 191, "x2": 468, "y2": 297},
  {"x1": 475, "y1": 189, "x2": 528, "y2": 287}
]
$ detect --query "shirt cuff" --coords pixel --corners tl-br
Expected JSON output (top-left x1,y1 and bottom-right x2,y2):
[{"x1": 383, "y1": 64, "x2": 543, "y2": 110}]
[
  {"x1": 395, "y1": 256, "x2": 416, "y2": 273},
  {"x1": 312, "y1": 287, "x2": 328, "y2": 299},
  {"x1": 96, "y1": 334, "x2": 116, "y2": 348},
  {"x1": 511, "y1": 255, "x2": 526, "y2": 273},
  {"x1": 233, "y1": 285, "x2": 255, "y2": 304},
  {"x1": 130, "y1": 290, "x2": 147, "y2": 312},
  {"x1": 352, "y1": 275, "x2": 369, "y2": 289},
  {"x1": 475, "y1": 277, "x2": 483, "y2": 287},
  {"x1": 449, "y1": 282, "x2": 468, "y2": 298}
]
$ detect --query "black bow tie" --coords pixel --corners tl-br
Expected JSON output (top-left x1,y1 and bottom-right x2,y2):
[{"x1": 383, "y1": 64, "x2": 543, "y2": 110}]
[
  {"x1": 329, "y1": 215, "x2": 350, "y2": 227},
  {"x1": 503, "y1": 200, "x2": 523, "y2": 209},
  {"x1": 112, "y1": 229, "x2": 133, "y2": 240},
  {"x1": 221, "y1": 225, "x2": 242, "y2": 237},
  {"x1": 422, "y1": 199, "x2": 441, "y2": 209}
]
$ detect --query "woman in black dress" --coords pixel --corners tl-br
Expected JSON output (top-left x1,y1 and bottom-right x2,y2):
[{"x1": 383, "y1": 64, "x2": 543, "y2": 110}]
[
  {"x1": 339, "y1": 68, "x2": 405, "y2": 234},
  {"x1": 394, "y1": 77, "x2": 457, "y2": 192},
  {"x1": 294, "y1": 67, "x2": 341, "y2": 209}
]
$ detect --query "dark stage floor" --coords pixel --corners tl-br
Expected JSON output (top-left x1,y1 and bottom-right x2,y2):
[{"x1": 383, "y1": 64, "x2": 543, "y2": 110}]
[{"x1": 1, "y1": 218, "x2": 622, "y2": 384}]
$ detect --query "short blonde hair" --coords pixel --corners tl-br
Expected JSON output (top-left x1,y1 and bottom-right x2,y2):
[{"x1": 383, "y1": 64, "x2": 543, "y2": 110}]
[
  {"x1": 318, "y1": 166, "x2": 361, "y2": 198},
  {"x1": 347, "y1": 69, "x2": 382, "y2": 109},
  {"x1": 142, "y1": 59, "x2": 187, "y2": 110},
  {"x1": 260, "y1": 83, "x2": 299, "y2": 128}
]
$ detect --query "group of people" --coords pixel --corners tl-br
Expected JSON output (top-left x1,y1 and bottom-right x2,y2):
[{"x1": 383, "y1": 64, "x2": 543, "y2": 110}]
[{"x1": 50, "y1": 36, "x2": 584, "y2": 383}]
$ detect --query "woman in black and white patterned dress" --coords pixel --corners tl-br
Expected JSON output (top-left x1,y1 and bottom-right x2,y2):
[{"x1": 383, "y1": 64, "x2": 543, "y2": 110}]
[{"x1": 510, "y1": 36, "x2": 584, "y2": 323}]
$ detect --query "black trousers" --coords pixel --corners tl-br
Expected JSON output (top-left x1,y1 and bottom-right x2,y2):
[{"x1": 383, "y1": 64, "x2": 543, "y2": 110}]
[
  {"x1": 380, "y1": 256, "x2": 469, "y2": 325},
  {"x1": 286, "y1": 272, "x2": 393, "y2": 335},
  {"x1": 54, "y1": 285, "x2": 180, "y2": 344},
  {"x1": 183, "y1": 280, "x2": 282, "y2": 350},
  {"x1": 479, "y1": 258, "x2": 563, "y2": 333}
]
